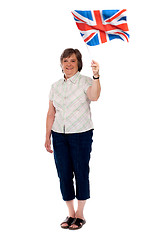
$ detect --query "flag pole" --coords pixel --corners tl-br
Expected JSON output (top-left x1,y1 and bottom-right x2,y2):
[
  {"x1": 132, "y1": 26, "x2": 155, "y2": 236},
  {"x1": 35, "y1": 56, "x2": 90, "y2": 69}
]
[{"x1": 85, "y1": 43, "x2": 93, "y2": 63}]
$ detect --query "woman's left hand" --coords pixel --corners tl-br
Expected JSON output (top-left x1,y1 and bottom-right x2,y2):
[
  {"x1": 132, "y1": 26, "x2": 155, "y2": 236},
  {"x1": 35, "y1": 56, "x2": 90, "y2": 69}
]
[{"x1": 91, "y1": 60, "x2": 99, "y2": 77}]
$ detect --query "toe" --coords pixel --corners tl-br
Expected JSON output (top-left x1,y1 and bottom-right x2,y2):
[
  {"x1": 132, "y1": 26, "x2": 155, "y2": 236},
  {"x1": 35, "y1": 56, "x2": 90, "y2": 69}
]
[
  {"x1": 61, "y1": 223, "x2": 68, "y2": 228},
  {"x1": 69, "y1": 223, "x2": 79, "y2": 229}
]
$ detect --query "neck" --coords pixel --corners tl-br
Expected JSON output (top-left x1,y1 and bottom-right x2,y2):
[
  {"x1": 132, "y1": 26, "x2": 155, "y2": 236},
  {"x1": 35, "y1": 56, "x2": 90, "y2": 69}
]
[{"x1": 64, "y1": 71, "x2": 78, "y2": 80}]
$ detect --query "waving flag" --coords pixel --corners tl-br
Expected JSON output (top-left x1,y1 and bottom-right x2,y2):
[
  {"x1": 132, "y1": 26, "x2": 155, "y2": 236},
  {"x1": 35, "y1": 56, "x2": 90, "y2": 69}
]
[{"x1": 71, "y1": 10, "x2": 129, "y2": 46}]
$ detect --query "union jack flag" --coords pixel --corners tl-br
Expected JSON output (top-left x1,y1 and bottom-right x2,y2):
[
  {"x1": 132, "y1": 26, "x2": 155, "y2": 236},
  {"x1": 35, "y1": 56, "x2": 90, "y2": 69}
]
[{"x1": 71, "y1": 10, "x2": 129, "y2": 46}]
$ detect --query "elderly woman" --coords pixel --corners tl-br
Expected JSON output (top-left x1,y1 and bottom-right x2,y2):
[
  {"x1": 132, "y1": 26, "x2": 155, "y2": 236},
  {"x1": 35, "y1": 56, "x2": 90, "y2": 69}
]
[{"x1": 45, "y1": 48, "x2": 101, "y2": 230}]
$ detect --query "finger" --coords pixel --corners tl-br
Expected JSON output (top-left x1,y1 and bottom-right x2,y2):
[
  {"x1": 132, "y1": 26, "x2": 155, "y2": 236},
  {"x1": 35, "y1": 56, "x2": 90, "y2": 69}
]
[
  {"x1": 91, "y1": 66, "x2": 98, "y2": 71},
  {"x1": 46, "y1": 144, "x2": 51, "y2": 152},
  {"x1": 92, "y1": 64, "x2": 99, "y2": 71},
  {"x1": 91, "y1": 60, "x2": 98, "y2": 65},
  {"x1": 91, "y1": 61, "x2": 97, "y2": 66},
  {"x1": 91, "y1": 65, "x2": 97, "y2": 69},
  {"x1": 91, "y1": 63, "x2": 99, "y2": 69},
  {"x1": 47, "y1": 149, "x2": 53, "y2": 153}
]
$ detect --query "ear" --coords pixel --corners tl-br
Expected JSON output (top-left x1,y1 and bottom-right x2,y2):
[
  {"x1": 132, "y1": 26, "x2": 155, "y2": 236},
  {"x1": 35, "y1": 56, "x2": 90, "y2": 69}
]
[{"x1": 60, "y1": 64, "x2": 64, "y2": 73}]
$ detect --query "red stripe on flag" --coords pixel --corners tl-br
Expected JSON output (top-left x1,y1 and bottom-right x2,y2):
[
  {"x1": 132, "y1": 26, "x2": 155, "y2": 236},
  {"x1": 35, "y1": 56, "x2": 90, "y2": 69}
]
[
  {"x1": 104, "y1": 23, "x2": 129, "y2": 32},
  {"x1": 84, "y1": 32, "x2": 96, "y2": 43},
  {"x1": 115, "y1": 31, "x2": 129, "y2": 42},
  {"x1": 76, "y1": 22, "x2": 94, "y2": 31},
  {"x1": 105, "y1": 9, "x2": 127, "y2": 23}
]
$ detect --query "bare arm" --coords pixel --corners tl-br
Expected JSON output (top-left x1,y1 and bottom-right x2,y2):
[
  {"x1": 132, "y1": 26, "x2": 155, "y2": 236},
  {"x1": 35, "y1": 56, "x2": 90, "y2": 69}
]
[
  {"x1": 45, "y1": 100, "x2": 56, "y2": 153},
  {"x1": 86, "y1": 60, "x2": 101, "y2": 101}
]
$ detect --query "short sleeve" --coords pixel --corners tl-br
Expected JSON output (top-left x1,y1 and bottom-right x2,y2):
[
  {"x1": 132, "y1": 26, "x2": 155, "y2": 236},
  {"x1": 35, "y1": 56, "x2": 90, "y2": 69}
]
[
  {"x1": 84, "y1": 76, "x2": 93, "y2": 93},
  {"x1": 49, "y1": 84, "x2": 54, "y2": 101}
]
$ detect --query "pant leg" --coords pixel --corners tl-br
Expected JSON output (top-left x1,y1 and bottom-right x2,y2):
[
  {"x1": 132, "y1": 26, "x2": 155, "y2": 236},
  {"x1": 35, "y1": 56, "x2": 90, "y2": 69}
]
[
  {"x1": 67, "y1": 130, "x2": 93, "y2": 200},
  {"x1": 51, "y1": 131, "x2": 75, "y2": 201}
]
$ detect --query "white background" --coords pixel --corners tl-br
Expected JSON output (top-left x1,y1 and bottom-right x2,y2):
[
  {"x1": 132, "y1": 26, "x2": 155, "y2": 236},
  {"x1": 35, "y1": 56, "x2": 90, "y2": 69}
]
[{"x1": 0, "y1": 0, "x2": 155, "y2": 239}]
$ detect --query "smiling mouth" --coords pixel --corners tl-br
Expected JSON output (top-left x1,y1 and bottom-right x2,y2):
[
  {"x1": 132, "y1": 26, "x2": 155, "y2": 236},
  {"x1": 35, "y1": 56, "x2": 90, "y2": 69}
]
[{"x1": 66, "y1": 68, "x2": 74, "y2": 70}]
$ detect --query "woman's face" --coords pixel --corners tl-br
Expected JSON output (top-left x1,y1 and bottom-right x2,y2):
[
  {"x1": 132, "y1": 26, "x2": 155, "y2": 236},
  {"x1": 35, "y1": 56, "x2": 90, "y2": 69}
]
[{"x1": 61, "y1": 53, "x2": 78, "y2": 79}]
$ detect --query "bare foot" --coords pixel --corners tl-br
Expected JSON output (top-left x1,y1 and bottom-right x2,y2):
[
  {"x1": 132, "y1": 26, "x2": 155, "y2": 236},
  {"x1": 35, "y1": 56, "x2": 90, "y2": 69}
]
[
  {"x1": 69, "y1": 212, "x2": 85, "y2": 229},
  {"x1": 61, "y1": 216, "x2": 75, "y2": 228}
]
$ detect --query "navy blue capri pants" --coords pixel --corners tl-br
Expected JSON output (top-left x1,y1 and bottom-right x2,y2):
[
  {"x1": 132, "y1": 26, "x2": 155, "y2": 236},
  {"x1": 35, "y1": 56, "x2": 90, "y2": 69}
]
[{"x1": 51, "y1": 129, "x2": 93, "y2": 201}]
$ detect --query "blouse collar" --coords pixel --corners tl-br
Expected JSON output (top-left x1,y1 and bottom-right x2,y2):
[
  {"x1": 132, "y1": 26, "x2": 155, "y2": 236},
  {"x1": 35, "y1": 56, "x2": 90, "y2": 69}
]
[{"x1": 63, "y1": 71, "x2": 80, "y2": 84}]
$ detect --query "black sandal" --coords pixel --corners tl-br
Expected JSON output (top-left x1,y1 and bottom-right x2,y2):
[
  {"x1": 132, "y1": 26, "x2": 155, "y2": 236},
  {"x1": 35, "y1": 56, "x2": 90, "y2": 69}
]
[
  {"x1": 69, "y1": 218, "x2": 86, "y2": 230},
  {"x1": 60, "y1": 217, "x2": 75, "y2": 229}
]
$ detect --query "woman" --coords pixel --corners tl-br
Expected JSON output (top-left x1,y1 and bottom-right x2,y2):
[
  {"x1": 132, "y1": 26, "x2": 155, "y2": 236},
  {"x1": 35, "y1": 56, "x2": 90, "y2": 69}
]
[{"x1": 45, "y1": 48, "x2": 101, "y2": 230}]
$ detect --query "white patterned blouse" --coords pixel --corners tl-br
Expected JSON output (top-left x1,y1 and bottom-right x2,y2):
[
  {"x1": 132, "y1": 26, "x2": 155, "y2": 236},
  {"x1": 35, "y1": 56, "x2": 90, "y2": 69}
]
[{"x1": 49, "y1": 71, "x2": 94, "y2": 133}]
